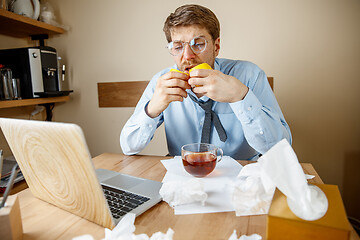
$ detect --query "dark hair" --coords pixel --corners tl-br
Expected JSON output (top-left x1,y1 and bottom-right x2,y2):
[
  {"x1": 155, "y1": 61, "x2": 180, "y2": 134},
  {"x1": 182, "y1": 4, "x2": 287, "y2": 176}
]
[{"x1": 163, "y1": 4, "x2": 220, "y2": 43}]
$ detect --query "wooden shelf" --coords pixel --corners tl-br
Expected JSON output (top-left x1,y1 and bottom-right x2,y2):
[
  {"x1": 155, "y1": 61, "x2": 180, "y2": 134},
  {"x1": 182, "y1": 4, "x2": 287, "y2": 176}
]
[
  {"x1": 0, "y1": 96, "x2": 70, "y2": 109},
  {"x1": 0, "y1": 8, "x2": 65, "y2": 38}
]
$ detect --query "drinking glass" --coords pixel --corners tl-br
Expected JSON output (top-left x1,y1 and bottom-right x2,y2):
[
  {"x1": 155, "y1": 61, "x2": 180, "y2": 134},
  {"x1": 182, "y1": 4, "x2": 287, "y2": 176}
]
[{"x1": 181, "y1": 143, "x2": 223, "y2": 178}]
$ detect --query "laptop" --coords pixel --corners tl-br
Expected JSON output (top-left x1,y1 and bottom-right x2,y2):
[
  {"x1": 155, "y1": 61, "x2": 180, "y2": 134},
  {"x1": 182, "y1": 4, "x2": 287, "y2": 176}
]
[{"x1": 0, "y1": 118, "x2": 162, "y2": 229}]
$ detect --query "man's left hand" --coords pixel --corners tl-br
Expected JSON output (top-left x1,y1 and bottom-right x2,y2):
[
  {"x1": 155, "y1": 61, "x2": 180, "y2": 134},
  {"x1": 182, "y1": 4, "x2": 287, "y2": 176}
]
[{"x1": 188, "y1": 69, "x2": 249, "y2": 102}]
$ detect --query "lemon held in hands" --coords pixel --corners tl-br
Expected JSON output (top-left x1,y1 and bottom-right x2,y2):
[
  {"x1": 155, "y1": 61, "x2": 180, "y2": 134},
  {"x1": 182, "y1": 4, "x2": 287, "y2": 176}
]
[
  {"x1": 170, "y1": 63, "x2": 212, "y2": 87},
  {"x1": 170, "y1": 69, "x2": 189, "y2": 75},
  {"x1": 189, "y1": 63, "x2": 212, "y2": 87},
  {"x1": 170, "y1": 63, "x2": 212, "y2": 75},
  {"x1": 189, "y1": 63, "x2": 212, "y2": 72}
]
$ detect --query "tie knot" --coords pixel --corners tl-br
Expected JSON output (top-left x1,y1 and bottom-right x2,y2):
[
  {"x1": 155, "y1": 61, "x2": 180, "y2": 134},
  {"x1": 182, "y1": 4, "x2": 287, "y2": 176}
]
[
  {"x1": 189, "y1": 94, "x2": 213, "y2": 111},
  {"x1": 200, "y1": 99, "x2": 213, "y2": 112}
]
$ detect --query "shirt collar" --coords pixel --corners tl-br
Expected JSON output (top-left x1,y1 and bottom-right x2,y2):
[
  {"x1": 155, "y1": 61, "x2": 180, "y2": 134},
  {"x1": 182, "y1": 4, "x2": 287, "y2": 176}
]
[
  {"x1": 214, "y1": 58, "x2": 220, "y2": 71},
  {"x1": 187, "y1": 89, "x2": 209, "y2": 102}
]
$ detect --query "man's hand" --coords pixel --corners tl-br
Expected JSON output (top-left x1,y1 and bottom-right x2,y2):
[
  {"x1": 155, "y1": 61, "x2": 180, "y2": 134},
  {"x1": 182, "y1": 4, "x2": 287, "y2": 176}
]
[
  {"x1": 188, "y1": 69, "x2": 249, "y2": 102},
  {"x1": 146, "y1": 72, "x2": 191, "y2": 118}
]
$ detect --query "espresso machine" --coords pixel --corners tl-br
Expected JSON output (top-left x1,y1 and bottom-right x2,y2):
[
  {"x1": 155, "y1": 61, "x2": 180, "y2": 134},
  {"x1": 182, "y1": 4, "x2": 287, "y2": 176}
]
[{"x1": 0, "y1": 46, "x2": 72, "y2": 99}]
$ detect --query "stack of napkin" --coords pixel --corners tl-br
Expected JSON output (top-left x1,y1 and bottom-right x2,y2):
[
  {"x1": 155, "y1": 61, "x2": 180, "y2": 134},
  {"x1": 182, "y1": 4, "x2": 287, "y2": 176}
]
[{"x1": 160, "y1": 156, "x2": 242, "y2": 215}]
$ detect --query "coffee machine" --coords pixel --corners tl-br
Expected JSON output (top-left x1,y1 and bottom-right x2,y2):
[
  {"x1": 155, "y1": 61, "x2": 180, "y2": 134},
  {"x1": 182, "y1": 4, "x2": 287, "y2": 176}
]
[{"x1": 0, "y1": 46, "x2": 72, "y2": 99}]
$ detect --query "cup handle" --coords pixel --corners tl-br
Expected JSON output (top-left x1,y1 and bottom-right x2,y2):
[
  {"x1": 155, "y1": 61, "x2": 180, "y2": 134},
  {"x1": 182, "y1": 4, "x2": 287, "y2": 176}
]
[{"x1": 217, "y1": 148, "x2": 223, "y2": 162}]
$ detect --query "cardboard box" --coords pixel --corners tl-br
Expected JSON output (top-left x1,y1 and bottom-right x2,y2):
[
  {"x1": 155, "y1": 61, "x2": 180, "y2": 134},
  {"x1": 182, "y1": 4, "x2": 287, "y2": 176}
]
[
  {"x1": 0, "y1": 195, "x2": 23, "y2": 240},
  {"x1": 267, "y1": 184, "x2": 351, "y2": 240}
]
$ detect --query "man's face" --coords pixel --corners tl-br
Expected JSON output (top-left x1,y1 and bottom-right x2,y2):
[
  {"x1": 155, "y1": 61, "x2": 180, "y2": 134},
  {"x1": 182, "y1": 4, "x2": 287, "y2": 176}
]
[{"x1": 170, "y1": 25, "x2": 220, "y2": 73}]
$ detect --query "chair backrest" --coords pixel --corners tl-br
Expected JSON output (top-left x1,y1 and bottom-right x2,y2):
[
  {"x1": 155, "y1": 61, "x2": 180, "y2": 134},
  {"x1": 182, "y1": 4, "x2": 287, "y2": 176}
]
[{"x1": 98, "y1": 77, "x2": 273, "y2": 108}]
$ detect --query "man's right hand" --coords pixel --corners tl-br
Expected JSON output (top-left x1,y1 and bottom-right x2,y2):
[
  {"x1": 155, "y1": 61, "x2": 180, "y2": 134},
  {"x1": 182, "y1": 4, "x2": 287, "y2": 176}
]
[{"x1": 146, "y1": 71, "x2": 191, "y2": 118}]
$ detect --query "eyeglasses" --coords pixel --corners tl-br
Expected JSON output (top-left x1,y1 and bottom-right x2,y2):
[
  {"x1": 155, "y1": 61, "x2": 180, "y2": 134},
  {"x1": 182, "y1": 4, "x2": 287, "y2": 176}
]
[{"x1": 167, "y1": 36, "x2": 208, "y2": 56}]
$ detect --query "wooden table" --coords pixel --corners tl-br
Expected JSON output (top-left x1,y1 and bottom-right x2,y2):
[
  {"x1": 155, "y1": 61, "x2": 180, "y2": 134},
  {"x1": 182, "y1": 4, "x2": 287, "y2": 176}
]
[{"x1": 15, "y1": 153, "x2": 359, "y2": 240}]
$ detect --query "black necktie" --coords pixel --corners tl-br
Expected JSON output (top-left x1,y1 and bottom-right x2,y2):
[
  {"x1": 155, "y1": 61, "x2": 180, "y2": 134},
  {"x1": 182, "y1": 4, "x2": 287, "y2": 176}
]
[{"x1": 189, "y1": 94, "x2": 227, "y2": 143}]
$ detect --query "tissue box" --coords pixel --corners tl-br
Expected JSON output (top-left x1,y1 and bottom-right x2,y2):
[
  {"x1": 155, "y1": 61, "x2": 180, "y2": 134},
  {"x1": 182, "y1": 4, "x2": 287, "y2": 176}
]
[
  {"x1": 0, "y1": 195, "x2": 23, "y2": 240},
  {"x1": 267, "y1": 184, "x2": 351, "y2": 240}
]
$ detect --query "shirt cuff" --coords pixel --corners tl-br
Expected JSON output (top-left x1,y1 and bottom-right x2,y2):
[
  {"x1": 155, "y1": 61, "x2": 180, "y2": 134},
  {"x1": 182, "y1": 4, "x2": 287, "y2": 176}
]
[
  {"x1": 229, "y1": 89, "x2": 262, "y2": 124},
  {"x1": 140, "y1": 102, "x2": 161, "y2": 128}
]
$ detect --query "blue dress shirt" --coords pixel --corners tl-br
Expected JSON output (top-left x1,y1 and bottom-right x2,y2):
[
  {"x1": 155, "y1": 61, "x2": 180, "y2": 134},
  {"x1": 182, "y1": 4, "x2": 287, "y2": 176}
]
[{"x1": 120, "y1": 58, "x2": 292, "y2": 160}]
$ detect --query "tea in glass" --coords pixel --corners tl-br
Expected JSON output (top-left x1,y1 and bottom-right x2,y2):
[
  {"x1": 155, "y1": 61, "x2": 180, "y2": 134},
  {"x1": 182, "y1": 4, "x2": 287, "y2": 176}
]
[{"x1": 181, "y1": 143, "x2": 223, "y2": 177}]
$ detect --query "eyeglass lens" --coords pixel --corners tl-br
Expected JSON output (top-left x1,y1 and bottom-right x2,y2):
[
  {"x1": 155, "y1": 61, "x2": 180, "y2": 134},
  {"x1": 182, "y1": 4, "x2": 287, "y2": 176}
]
[{"x1": 168, "y1": 37, "x2": 207, "y2": 56}]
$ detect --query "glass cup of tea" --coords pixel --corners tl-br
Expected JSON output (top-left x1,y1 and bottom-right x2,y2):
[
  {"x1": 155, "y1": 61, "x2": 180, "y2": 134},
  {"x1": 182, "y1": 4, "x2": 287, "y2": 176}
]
[{"x1": 181, "y1": 143, "x2": 223, "y2": 178}]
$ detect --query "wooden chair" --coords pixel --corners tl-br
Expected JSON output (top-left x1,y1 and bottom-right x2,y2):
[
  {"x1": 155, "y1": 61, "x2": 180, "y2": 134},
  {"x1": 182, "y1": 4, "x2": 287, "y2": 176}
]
[{"x1": 97, "y1": 77, "x2": 273, "y2": 108}]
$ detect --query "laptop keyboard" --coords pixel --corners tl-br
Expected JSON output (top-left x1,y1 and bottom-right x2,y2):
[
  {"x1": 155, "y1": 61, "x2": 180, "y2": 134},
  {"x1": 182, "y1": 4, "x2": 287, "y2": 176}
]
[{"x1": 102, "y1": 185, "x2": 150, "y2": 219}]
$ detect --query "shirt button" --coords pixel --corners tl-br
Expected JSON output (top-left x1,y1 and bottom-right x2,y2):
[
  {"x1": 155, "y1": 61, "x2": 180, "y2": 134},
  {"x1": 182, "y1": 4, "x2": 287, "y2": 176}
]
[
  {"x1": 259, "y1": 130, "x2": 264, "y2": 135},
  {"x1": 148, "y1": 124, "x2": 152, "y2": 128},
  {"x1": 247, "y1": 106, "x2": 252, "y2": 111}
]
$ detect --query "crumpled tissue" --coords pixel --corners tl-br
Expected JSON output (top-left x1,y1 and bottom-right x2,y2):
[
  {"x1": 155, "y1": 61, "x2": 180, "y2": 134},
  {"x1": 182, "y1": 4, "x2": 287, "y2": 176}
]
[
  {"x1": 228, "y1": 230, "x2": 262, "y2": 240},
  {"x1": 232, "y1": 161, "x2": 275, "y2": 216},
  {"x1": 232, "y1": 139, "x2": 326, "y2": 220},
  {"x1": 72, "y1": 213, "x2": 174, "y2": 240},
  {"x1": 159, "y1": 179, "x2": 207, "y2": 207},
  {"x1": 259, "y1": 139, "x2": 328, "y2": 220},
  {"x1": 72, "y1": 211, "x2": 262, "y2": 240}
]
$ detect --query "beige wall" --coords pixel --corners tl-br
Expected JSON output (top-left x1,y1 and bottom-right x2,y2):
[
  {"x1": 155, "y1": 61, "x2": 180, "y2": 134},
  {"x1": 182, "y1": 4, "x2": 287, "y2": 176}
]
[{"x1": 1, "y1": 0, "x2": 359, "y2": 200}]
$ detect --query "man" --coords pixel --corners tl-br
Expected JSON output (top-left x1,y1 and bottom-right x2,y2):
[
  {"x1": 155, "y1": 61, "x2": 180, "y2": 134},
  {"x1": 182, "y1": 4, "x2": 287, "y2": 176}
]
[{"x1": 120, "y1": 4, "x2": 291, "y2": 160}]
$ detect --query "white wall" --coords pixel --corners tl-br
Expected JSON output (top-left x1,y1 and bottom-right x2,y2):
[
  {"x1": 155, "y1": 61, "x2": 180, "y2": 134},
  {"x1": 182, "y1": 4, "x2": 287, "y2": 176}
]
[{"x1": 3, "y1": 0, "x2": 359, "y2": 194}]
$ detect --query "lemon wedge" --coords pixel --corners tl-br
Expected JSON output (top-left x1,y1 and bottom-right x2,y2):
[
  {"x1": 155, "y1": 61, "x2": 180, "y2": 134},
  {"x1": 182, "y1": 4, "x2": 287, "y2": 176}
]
[
  {"x1": 170, "y1": 69, "x2": 189, "y2": 75},
  {"x1": 189, "y1": 63, "x2": 212, "y2": 72},
  {"x1": 188, "y1": 63, "x2": 212, "y2": 87}
]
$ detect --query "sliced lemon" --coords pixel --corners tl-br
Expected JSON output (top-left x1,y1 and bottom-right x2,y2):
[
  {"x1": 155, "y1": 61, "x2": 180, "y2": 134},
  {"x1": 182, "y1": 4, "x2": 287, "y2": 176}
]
[
  {"x1": 188, "y1": 63, "x2": 212, "y2": 87},
  {"x1": 189, "y1": 63, "x2": 212, "y2": 72},
  {"x1": 170, "y1": 69, "x2": 189, "y2": 75}
]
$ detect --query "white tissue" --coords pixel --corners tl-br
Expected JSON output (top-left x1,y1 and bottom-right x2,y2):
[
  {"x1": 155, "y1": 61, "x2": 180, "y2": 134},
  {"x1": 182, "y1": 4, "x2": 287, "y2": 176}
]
[
  {"x1": 159, "y1": 179, "x2": 208, "y2": 207},
  {"x1": 228, "y1": 230, "x2": 262, "y2": 240},
  {"x1": 161, "y1": 156, "x2": 242, "y2": 215},
  {"x1": 72, "y1": 235, "x2": 94, "y2": 240},
  {"x1": 104, "y1": 213, "x2": 136, "y2": 240},
  {"x1": 232, "y1": 162, "x2": 275, "y2": 216},
  {"x1": 72, "y1": 213, "x2": 174, "y2": 240},
  {"x1": 148, "y1": 229, "x2": 174, "y2": 240},
  {"x1": 232, "y1": 139, "x2": 327, "y2": 219},
  {"x1": 258, "y1": 139, "x2": 328, "y2": 221}
]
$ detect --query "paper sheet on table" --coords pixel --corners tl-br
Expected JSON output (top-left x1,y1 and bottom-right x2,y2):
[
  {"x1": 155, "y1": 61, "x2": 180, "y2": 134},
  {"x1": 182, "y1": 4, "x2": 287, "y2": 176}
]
[{"x1": 161, "y1": 156, "x2": 242, "y2": 215}]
